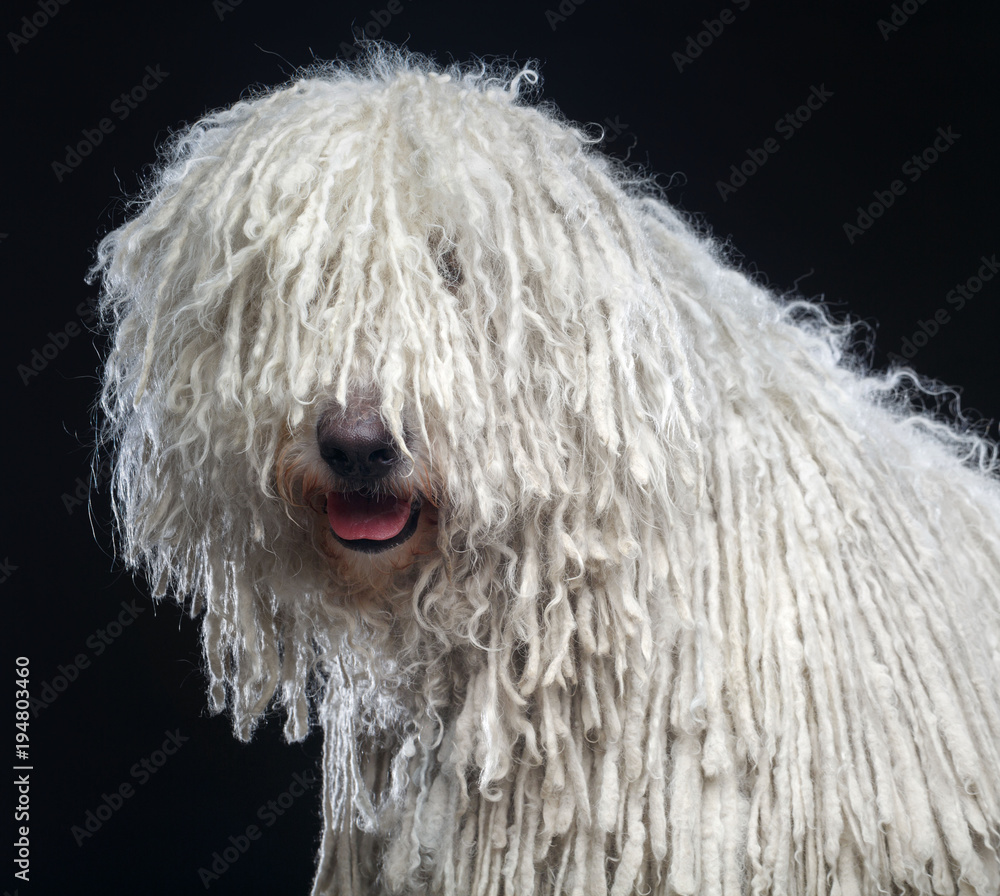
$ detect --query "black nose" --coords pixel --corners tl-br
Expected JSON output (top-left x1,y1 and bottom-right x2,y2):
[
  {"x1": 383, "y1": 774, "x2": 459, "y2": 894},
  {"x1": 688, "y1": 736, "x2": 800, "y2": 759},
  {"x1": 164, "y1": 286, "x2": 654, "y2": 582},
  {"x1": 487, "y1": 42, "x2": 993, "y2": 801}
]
[{"x1": 317, "y1": 405, "x2": 402, "y2": 481}]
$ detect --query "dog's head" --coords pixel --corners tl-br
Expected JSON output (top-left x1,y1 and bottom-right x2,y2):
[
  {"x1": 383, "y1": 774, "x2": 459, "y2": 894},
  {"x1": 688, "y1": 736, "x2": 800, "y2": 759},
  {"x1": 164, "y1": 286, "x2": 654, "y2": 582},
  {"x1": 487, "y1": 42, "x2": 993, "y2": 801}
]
[{"x1": 92, "y1": 49, "x2": 710, "y2": 744}]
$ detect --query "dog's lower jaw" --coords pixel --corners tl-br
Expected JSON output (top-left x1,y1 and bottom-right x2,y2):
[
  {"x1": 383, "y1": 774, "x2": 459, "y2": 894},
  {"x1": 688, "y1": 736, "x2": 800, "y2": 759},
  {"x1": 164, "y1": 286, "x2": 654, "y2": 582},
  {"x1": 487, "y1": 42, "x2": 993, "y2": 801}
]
[{"x1": 319, "y1": 500, "x2": 440, "y2": 597}]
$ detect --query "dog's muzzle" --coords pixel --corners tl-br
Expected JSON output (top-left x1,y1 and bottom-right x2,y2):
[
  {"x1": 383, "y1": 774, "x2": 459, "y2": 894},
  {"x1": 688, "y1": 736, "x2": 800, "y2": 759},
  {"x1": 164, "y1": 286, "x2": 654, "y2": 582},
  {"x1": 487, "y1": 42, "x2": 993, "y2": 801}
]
[
  {"x1": 317, "y1": 403, "x2": 422, "y2": 554},
  {"x1": 325, "y1": 490, "x2": 422, "y2": 553}
]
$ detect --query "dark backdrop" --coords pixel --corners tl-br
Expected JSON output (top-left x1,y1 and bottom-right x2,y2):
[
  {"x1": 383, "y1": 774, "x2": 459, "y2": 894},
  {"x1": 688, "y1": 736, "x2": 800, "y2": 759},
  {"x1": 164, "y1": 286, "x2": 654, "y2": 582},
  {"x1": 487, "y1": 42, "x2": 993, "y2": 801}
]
[{"x1": 5, "y1": 1, "x2": 997, "y2": 893}]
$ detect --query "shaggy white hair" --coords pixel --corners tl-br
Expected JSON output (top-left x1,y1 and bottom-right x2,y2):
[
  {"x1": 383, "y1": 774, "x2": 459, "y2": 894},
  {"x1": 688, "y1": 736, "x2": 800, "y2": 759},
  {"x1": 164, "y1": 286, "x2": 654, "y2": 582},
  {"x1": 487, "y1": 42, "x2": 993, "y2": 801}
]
[{"x1": 92, "y1": 47, "x2": 1000, "y2": 895}]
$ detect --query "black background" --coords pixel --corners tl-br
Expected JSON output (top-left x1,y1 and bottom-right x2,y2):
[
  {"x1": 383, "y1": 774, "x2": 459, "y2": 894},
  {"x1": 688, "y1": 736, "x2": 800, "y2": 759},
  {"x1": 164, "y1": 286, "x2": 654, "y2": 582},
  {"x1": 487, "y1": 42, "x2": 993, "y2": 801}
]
[{"x1": 4, "y1": 1, "x2": 997, "y2": 893}]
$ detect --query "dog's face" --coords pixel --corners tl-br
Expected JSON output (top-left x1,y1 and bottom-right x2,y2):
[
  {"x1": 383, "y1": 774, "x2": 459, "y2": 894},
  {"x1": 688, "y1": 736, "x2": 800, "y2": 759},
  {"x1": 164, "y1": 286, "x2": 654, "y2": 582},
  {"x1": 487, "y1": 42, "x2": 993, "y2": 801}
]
[
  {"x1": 276, "y1": 390, "x2": 441, "y2": 596},
  {"x1": 271, "y1": 241, "x2": 473, "y2": 600},
  {"x1": 92, "y1": 60, "x2": 689, "y2": 727}
]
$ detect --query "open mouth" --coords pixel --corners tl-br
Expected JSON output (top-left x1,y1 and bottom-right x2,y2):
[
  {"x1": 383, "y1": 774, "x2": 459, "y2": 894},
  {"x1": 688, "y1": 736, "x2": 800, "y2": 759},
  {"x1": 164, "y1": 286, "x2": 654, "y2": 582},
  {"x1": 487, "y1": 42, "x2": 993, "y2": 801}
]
[{"x1": 325, "y1": 490, "x2": 422, "y2": 554}]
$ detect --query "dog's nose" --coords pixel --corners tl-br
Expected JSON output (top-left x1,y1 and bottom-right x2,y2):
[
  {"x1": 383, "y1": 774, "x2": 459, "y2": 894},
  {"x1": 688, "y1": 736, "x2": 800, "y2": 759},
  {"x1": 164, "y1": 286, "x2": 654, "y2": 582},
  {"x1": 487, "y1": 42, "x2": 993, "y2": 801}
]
[{"x1": 317, "y1": 407, "x2": 402, "y2": 481}]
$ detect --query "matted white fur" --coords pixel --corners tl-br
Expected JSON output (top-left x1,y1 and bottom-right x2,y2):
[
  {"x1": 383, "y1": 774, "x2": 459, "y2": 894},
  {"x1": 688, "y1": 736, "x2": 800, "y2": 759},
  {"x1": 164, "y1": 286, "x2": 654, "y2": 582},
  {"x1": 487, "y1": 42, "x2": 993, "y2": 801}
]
[{"x1": 92, "y1": 47, "x2": 1000, "y2": 895}]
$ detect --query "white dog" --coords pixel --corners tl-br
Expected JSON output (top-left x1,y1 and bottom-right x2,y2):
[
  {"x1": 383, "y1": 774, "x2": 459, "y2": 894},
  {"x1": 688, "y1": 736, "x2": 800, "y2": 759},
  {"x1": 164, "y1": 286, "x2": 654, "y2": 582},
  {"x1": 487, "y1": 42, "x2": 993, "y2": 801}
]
[{"x1": 93, "y1": 48, "x2": 1000, "y2": 895}]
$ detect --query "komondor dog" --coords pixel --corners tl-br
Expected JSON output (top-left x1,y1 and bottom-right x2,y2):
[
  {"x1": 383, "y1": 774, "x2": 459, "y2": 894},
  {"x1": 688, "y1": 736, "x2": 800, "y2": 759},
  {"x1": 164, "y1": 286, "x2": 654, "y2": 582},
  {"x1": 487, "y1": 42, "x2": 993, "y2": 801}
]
[{"x1": 92, "y1": 49, "x2": 1000, "y2": 895}]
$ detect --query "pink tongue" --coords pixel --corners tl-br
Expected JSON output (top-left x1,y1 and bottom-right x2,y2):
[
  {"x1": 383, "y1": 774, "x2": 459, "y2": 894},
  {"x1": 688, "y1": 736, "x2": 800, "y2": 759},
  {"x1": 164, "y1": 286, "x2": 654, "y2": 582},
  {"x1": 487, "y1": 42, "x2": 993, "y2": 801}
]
[{"x1": 326, "y1": 491, "x2": 411, "y2": 541}]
